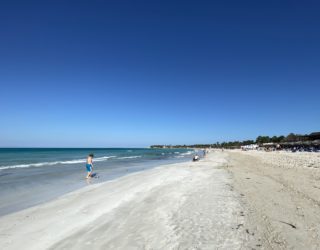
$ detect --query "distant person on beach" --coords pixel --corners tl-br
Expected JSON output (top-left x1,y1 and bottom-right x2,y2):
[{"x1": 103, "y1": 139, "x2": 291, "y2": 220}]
[
  {"x1": 86, "y1": 154, "x2": 94, "y2": 179},
  {"x1": 193, "y1": 154, "x2": 199, "y2": 162}
]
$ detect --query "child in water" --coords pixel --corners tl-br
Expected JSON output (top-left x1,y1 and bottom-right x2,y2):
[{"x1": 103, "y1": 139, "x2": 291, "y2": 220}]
[{"x1": 86, "y1": 154, "x2": 94, "y2": 179}]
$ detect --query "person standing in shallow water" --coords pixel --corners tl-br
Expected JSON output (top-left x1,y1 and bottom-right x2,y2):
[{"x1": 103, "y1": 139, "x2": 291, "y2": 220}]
[{"x1": 86, "y1": 154, "x2": 94, "y2": 179}]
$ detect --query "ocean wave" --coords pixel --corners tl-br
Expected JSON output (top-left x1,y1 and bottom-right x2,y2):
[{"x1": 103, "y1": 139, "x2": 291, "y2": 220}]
[
  {"x1": 0, "y1": 156, "x2": 116, "y2": 170},
  {"x1": 118, "y1": 156, "x2": 142, "y2": 159},
  {"x1": 180, "y1": 151, "x2": 194, "y2": 156},
  {"x1": 94, "y1": 156, "x2": 116, "y2": 162}
]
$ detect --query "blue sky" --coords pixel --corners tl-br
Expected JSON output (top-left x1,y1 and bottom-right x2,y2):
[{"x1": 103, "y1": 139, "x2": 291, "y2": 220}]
[{"x1": 0, "y1": 0, "x2": 319, "y2": 147}]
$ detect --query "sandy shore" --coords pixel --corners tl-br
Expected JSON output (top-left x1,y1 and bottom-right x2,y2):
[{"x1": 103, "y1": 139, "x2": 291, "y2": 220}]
[
  {"x1": 0, "y1": 152, "x2": 247, "y2": 250},
  {"x1": 1, "y1": 150, "x2": 319, "y2": 249},
  {"x1": 226, "y1": 150, "x2": 320, "y2": 250}
]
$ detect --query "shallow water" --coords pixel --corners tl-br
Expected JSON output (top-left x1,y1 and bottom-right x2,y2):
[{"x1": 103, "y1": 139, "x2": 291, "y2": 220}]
[{"x1": 0, "y1": 148, "x2": 195, "y2": 216}]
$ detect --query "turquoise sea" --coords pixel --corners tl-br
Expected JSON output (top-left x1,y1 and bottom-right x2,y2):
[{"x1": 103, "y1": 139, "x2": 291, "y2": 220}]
[{"x1": 0, "y1": 148, "x2": 194, "y2": 216}]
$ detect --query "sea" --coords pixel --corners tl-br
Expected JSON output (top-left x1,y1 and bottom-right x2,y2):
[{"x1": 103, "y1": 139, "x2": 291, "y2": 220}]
[{"x1": 0, "y1": 148, "x2": 195, "y2": 216}]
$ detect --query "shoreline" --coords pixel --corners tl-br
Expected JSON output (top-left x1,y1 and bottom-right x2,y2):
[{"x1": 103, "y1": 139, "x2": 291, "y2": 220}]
[
  {"x1": 0, "y1": 155, "x2": 192, "y2": 217},
  {"x1": 1, "y1": 150, "x2": 319, "y2": 249},
  {"x1": 0, "y1": 152, "x2": 247, "y2": 250}
]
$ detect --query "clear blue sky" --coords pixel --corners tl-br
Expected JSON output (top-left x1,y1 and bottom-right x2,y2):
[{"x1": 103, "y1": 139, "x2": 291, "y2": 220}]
[{"x1": 0, "y1": 0, "x2": 319, "y2": 147}]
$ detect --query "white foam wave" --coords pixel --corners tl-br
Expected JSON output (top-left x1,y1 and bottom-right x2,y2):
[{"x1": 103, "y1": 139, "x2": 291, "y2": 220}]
[
  {"x1": 0, "y1": 156, "x2": 116, "y2": 170},
  {"x1": 94, "y1": 156, "x2": 116, "y2": 162},
  {"x1": 118, "y1": 156, "x2": 142, "y2": 159},
  {"x1": 180, "y1": 151, "x2": 194, "y2": 156}
]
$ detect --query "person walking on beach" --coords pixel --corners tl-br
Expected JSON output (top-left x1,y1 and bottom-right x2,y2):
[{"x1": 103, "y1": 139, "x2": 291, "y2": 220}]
[{"x1": 86, "y1": 154, "x2": 94, "y2": 179}]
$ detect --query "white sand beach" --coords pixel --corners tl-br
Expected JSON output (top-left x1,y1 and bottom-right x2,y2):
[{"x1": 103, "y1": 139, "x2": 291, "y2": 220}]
[
  {"x1": 226, "y1": 150, "x2": 320, "y2": 249},
  {"x1": 1, "y1": 150, "x2": 319, "y2": 249}
]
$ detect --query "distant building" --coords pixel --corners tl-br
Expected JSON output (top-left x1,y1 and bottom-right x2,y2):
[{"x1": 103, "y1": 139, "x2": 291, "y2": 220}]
[
  {"x1": 309, "y1": 132, "x2": 320, "y2": 140},
  {"x1": 241, "y1": 144, "x2": 258, "y2": 150}
]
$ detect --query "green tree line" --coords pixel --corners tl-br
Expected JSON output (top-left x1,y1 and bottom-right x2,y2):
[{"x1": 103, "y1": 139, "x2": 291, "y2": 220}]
[{"x1": 150, "y1": 132, "x2": 320, "y2": 149}]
